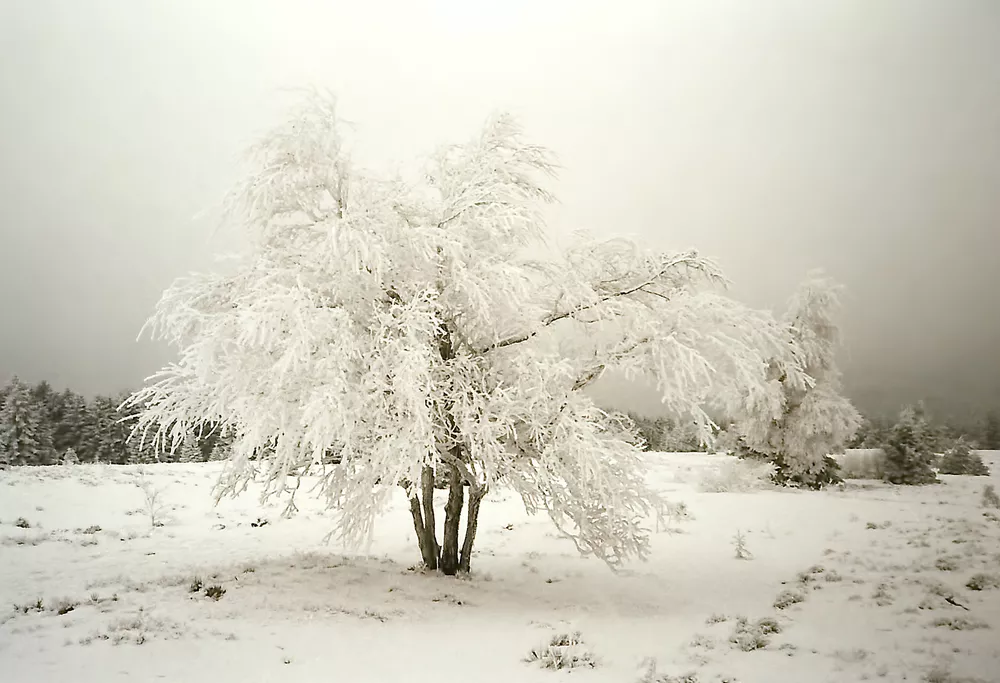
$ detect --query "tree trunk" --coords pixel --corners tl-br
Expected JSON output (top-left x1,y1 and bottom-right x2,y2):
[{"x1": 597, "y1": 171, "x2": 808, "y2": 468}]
[
  {"x1": 420, "y1": 466, "x2": 439, "y2": 568},
  {"x1": 408, "y1": 494, "x2": 437, "y2": 570},
  {"x1": 439, "y1": 465, "x2": 465, "y2": 575},
  {"x1": 459, "y1": 487, "x2": 485, "y2": 573}
]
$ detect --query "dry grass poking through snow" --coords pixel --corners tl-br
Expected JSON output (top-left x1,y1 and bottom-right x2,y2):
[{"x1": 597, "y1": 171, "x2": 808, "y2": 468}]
[{"x1": 1, "y1": 453, "x2": 999, "y2": 683}]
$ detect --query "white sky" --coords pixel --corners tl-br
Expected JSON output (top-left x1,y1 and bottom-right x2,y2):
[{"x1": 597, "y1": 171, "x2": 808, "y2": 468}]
[{"x1": 1, "y1": 0, "x2": 998, "y2": 418}]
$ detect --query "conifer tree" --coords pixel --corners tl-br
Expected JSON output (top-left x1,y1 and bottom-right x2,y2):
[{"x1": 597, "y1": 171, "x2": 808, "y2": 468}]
[
  {"x1": 0, "y1": 377, "x2": 54, "y2": 465},
  {"x1": 883, "y1": 405, "x2": 939, "y2": 485}
]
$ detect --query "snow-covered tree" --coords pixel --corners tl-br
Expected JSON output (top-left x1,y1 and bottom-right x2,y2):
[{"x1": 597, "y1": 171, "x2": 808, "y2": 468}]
[
  {"x1": 62, "y1": 447, "x2": 79, "y2": 466},
  {"x1": 734, "y1": 273, "x2": 862, "y2": 487},
  {"x1": 124, "y1": 91, "x2": 811, "y2": 574},
  {"x1": 938, "y1": 437, "x2": 989, "y2": 476},
  {"x1": 176, "y1": 435, "x2": 202, "y2": 463},
  {"x1": 0, "y1": 377, "x2": 55, "y2": 465},
  {"x1": 54, "y1": 390, "x2": 88, "y2": 455},
  {"x1": 883, "y1": 404, "x2": 938, "y2": 484}
]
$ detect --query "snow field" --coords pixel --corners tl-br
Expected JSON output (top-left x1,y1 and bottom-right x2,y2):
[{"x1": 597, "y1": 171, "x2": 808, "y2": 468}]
[{"x1": 1, "y1": 452, "x2": 999, "y2": 683}]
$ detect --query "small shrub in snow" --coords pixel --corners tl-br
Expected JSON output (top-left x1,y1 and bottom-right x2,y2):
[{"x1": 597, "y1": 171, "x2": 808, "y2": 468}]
[
  {"x1": 204, "y1": 585, "x2": 226, "y2": 601},
  {"x1": 14, "y1": 517, "x2": 30, "y2": 529},
  {"x1": 934, "y1": 556, "x2": 960, "y2": 572},
  {"x1": 982, "y1": 485, "x2": 1000, "y2": 509},
  {"x1": 81, "y1": 525, "x2": 101, "y2": 535},
  {"x1": 797, "y1": 565, "x2": 827, "y2": 584},
  {"x1": 688, "y1": 634, "x2": 715, "y2": 650},
  {"x1": 923, "y1": 664, "x2": 990, "y2": 683},
  {"x1": 965, "y1": 573, "x2": 1000, "y2": 591},
  {"x1": 733, "y1": 530, "x2": 753, "y2": 560},
  {"x1": 773, "y1": 590, "x2": 804, "y2": 610},
  {"x1": 134, "y1": 472, "x2": 167, "y2": 528},
  {"x1": 525, "y1": 631, "x2": 597, "y2": 670},
  {"x1": 729, "y1": 616, "x2": 780, "y2": 651},
  {"x1": 188, "y1": 578, "x2": 204, "y2": 593},
  {"x1": 705, "y1": 613, "x2": 729, "y2": 624},
  {"x1": 930, "y1": 616, "x2": 989, "y2": 630},
  {"x1": 872, "y1": 582, "x2": 895, "y2": 606},
  {"x1": 13, "y1": 598, "x2": 44, "y2": 614},
  {"x1": 938, "y1": 440, "x2": 989, "y2": 476},
  {"x1": 698, "y1": 457, "x2": 775, "y2": 493},
  {"x1": 636, "y1": 658, "x2": 700, "y2": 683},
  {"x1": 54, "y1": 598, "x2": 78, "y2": 616}
]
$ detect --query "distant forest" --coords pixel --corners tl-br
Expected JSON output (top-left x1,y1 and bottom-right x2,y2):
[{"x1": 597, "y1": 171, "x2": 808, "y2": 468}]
[
  {"x1": 1, "y1": 376, "x2": 998, "y2": 467},
  {"x1": 0, "y1": 377, "x2": 230, "y2": 466}
]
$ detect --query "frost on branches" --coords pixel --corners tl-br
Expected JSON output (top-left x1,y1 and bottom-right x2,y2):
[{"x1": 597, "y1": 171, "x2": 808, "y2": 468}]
[
  {"x1": 735, "y1": 274, "x2": 862, "y2": 488},
  {"x1": 124, "y1": 91, "x2": 805, "y2": 574}
]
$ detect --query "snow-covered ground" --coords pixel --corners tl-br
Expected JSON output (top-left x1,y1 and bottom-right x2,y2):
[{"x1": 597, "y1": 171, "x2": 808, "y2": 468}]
[{"x1": 2, "y1": 453, "x2": 999, "y2": 683}]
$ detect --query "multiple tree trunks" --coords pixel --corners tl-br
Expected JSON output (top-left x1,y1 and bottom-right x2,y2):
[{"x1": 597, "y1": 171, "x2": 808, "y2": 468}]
[{"x1": 407, "y1": 462, "x2": 484, "y2": 575}]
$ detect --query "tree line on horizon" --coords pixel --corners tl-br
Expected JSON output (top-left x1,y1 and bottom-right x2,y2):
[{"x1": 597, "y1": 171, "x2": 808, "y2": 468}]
[
  {"x1": 0, "y1": 377, "x2": 231, "y2": 467},
  {"x1": 2, "y1": 372, "x2": 996, "y2": 469}
]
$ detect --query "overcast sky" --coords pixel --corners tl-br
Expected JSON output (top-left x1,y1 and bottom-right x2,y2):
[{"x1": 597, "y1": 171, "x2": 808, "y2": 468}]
[{"x1": 1, "y1": 0, "x2": 998, "y2": 419}]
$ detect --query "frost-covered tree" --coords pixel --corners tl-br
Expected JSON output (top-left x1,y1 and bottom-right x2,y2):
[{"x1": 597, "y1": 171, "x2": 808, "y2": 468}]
[
  {"x1": 62, "y1": 447, "x2": 79, "y2": 466},
  {"x1": 883, "y1": 405, "x2": 938, "y2": 485},
  {"x1": 735, "y1": 273, "x2": 862, "y2": 487},
  {"x1": 176, "y1": 435, "x2": 202, "y2": 463},
  {"x1": 0, "y1": 377, "x2": 55, "y2": 466},
  {"x1": 124, "y1": 92, "x2": 811, "y2": 574},
  {"x1": 937, "y1": 437, "x2": 989, "y2": 476},
  {"x1": 54, "y1": 390, "x2": 88, "y2": 455},
  {"x1": 92, "y1": 394, "x2": 141, "y2": 464}
]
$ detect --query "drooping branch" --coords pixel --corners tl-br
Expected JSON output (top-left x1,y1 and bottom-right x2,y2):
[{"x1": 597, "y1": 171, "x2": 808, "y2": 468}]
[{"x1": 480, "y1": 252, "x2": 709, "y2": 353}]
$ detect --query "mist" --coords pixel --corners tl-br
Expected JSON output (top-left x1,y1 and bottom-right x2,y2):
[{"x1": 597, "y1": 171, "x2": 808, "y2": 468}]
[{"x1": 1, "y1": 0, "x2": 998, "y2": 420}]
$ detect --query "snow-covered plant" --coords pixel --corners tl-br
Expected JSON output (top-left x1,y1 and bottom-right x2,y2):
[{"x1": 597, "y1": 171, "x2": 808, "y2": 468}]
[
  {"x1": 938, "y1": 438, "x2": 990, "y2": 476},
  {"x1": 883, "y1": 405, "x2": 939, "y2": 485},
  {"x1": 734, "y1": 274, "x2": 862, "y2": 487},
  {"x1": 123, "y1": 90, "x2": 809, "y2": 574},
  {"x1": 525, "y1": 631, "x2": 596, "y2": 670},
  {"x1": 134, "y1": 470, "x2": 167, "y2": 528},
  {"x1": 733, "y1": 529, "x2": 753, "y2": 560},
  {"x1": 62, "y1": 448, "x2": 79, "y2": 466}
]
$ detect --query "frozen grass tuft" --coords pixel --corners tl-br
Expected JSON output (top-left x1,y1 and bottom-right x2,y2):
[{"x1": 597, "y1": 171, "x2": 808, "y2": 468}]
[
  {"x1": 729, "y1": 616, "x2": 781, "y2": 651},
  {"x1": 525, "y1": 631, "x2": 597, "y2": 670},
  {"x1": 773, "y1": 589, "x2": 805, "y2": 610},
  {"x1": 930, "y1": 616, "x2": 990, "y2": 630},
  {"x1": 965, "y1": 572, "x2": 1000, "y2": 591}
]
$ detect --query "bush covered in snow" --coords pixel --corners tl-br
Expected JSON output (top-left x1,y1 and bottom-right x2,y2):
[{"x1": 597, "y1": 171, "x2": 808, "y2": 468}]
[{"x1": 937, "y1": 439, "x2": 990, "y2": 476}]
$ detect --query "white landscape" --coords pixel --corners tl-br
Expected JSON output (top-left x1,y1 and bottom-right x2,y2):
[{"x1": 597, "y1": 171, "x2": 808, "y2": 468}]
[
  {"x1": 3, "y1": 5, "x2": 1000, "y2": 683},
  {"x1": 2, "y1": 452, "x2": 999, "y2": 683}
]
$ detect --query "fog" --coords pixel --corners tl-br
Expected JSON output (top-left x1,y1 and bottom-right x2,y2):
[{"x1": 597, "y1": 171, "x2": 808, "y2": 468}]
[{"x1": 1, "y1": 0, "x2": 998, "y2": 420}]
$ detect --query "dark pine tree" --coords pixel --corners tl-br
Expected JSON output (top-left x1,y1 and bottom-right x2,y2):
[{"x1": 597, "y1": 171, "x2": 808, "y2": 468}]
[{"x1": 883, "y1": 406, "x2": 939, "y2": 485}]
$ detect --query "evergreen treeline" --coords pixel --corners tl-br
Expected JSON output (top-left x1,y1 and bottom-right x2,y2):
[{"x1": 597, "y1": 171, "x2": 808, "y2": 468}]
[
  {"x1": 847, "y1": 404, "x2": 1000, "y2": 453},
  {"x1": 0, "y1": 377, "x2": 231, "y2": 466}
]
